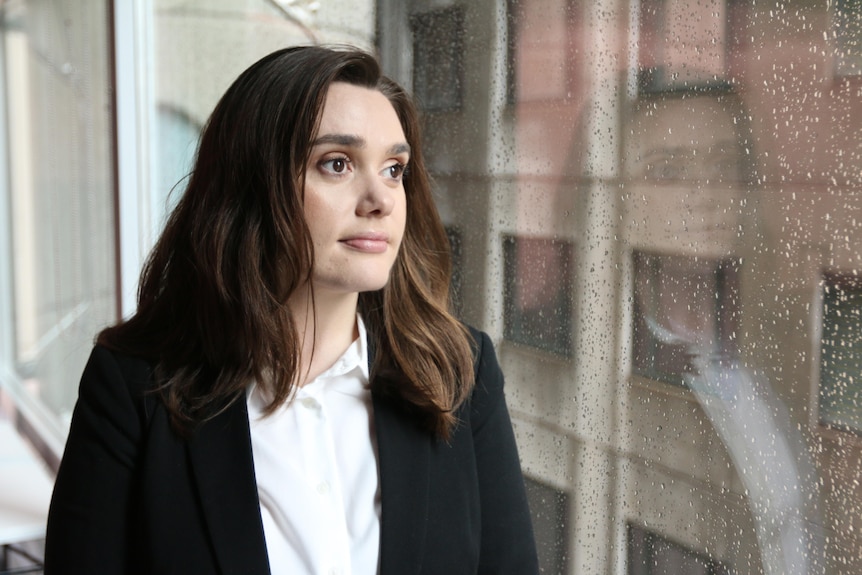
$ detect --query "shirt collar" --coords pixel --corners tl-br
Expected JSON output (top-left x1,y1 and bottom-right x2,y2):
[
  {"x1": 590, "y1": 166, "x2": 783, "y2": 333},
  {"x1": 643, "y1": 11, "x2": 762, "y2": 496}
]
[
  {"x1": 248, "y1": 314, "x2": 370, "y2": 409},
  {"x1": 310, "y1": 314, "x2": 369, "y2": 383}
]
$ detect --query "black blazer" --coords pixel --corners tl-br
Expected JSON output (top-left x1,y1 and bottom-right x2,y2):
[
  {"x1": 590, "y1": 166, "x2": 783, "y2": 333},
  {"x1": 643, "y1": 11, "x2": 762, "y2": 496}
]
[{"x1": 45, "y1": 329, "x2": 539, "y2": 574}]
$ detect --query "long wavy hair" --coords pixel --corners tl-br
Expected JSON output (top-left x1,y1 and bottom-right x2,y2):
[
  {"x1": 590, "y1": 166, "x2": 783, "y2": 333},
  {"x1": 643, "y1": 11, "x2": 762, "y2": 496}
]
[{"x1": 98, "y1": 46, "x2": 475, "y2": 439}]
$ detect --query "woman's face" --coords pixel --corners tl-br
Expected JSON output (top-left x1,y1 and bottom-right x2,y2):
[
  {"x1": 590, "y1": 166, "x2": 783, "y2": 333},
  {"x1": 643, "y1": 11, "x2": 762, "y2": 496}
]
[
  {"x1": 302, "y1": 81, "x2": 409, "y2": 298},
  {"x1": 624, "y1": 95, "x2": 747, "y2": 256}
]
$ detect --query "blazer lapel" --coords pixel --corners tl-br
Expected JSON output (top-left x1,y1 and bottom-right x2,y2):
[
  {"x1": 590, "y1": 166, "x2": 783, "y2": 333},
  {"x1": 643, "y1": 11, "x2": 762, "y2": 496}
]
[
  {"x1": 373, "y1": 391, "x2": 431, "y2": 575},
  {"x1": 188, "y1": 398, "x2": 271, "y2": 575}
]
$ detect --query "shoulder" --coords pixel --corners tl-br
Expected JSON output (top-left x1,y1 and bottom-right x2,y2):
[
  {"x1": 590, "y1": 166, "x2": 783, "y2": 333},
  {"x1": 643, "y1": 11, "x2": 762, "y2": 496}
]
[
  {"x1": 78, "y1": 345, "x2": 159, "y2": 416},
  {"x1": 463, "y1": 326, "x2": 506, "y2": 428},
  {"x1": 87, "y1": 345, "x2": 155, "y2": 386},
  {"x1": 50, "y1": 345, "x2": 161, "y2": 502},
  {"x1": 466, "y1": 326, "x2": 498, "y2": 376}
]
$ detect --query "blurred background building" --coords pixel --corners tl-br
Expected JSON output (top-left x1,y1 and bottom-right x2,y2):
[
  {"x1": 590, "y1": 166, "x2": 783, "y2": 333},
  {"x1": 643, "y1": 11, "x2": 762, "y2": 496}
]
[{"x1": 1, "y1": 0, "x2": 860, "y2": 573}]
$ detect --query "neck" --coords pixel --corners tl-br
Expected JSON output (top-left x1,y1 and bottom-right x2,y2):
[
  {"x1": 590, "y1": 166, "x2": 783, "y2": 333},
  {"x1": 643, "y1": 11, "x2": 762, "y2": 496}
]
[{"x1": 288, "y1": 285, "x2": 359, "y2": 386}]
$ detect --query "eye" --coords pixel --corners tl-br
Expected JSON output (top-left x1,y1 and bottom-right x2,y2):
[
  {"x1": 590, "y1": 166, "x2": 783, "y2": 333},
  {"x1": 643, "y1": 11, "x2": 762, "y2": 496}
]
[
  {"x1": 645, "y1": 158, "x2": 687, "y2": 181},
  {"x1": 384, "y1": 162, "x2": 408, "y2": 181},
  {"x1": 319, "y1": 156, "x2": 351, "y2": 175}
]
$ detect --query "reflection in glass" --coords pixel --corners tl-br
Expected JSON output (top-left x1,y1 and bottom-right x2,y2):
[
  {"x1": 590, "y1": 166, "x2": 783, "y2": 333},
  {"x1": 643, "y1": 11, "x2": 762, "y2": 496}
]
[
  {"x1": 623, "y1": 86, "x2": 751, "y2": 257},
  {"x1": 819, "y1": 271, "x2": 862, "y2": 432},
  {"x1": 626, "y1": 85, "x2": 748, "y2": 389},
  {"x1": 624, "y1": 83, "x2": 821, "y2": 575},
  {"x1": 525, "y1": 477, "x2": 570, "y2": 574},
  {"x1": 410, "y1": 6, "x2": 464, "y2": 112},
  {"x1": 503, "y1": 235, "x2": 574, "y2": 356},
  {"x1": 628, "y1": 523, "x2": 729, "y2": 575},
  {"x1": 834, "y1": 0, "x2": 862, "y2": 76},
  {"x1": 632, "y1": 251, "x2": 740, "y2": 387}
]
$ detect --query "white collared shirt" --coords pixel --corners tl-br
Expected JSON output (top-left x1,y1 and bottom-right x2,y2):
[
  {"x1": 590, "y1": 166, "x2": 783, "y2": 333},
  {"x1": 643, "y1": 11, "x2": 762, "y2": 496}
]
[{"x1": 247, "y1": 317, "x2": 380, "y2": 575}]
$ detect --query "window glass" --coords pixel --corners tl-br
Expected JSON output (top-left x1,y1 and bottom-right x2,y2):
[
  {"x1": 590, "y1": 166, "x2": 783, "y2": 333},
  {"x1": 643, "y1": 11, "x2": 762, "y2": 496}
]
[
  {"x1": 503, "y1": 235, "x2": 574, "y2": 356},
  {"x1": 834, "y1": 0, "x2": 862, "y2": 76},
  {"x1": 152, "y1": 104, "x2": 201, "y2": 230},
  {"x1": 377, "y1": 0, "x2": 861, "y2": 573},
  {"x1": 410, "y1": 6, "x2": 464, "y2": 111},
  {"x1": 525, "y1": 477, "x2": 570, "y2": 573},
  {"x1": 4, "y1": 0, "x2": 862, "y2": 572},
  {"x1": 820, "y1": 271, "x2": 862, "y2": 433},
  {"x1": 632, "y1": 251, "x2": 740, "y2": 387},
  {"x1": 628, "y1": 523, "x2": 730, "y2": 575},
  {"x1": 0, "y1": 0, "x2": 115, "y2": 456}
]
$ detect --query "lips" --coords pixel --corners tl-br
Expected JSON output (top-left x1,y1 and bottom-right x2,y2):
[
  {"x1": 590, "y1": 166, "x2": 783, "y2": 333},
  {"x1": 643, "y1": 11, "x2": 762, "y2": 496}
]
[{"x1": 339, "y1": 232, "x2": 390, "y2": 253}]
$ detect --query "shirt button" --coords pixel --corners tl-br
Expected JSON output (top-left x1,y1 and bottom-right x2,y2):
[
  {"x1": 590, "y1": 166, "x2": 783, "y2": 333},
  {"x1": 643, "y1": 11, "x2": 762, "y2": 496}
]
[{"x1": 316, "y1": 481, "x2": 331, "y2": 495}]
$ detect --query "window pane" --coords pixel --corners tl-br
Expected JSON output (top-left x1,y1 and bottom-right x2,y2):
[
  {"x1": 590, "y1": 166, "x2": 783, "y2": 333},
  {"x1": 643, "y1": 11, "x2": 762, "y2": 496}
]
[
  {"x1": 410, "y1": 6, "x2": 464, "y2": 111},
  {"x1": 378, "y1": 0, "x2": 861, "y2": 573},
  {"x1": 628, "y1": 523, "x2": 728, "y2": 575},
  {"x1": 820, "y1": 272, "x2": 862, "y2": 433},
  {"x1": 525, "y1": 477, "x2": 570, "y2": 574},
  {"x1": 503, "y1": 235, "x2": 574, "y2": 356},
  {"x1": 632, "y1": 251, "x2": 740, "y2": 387},
  {"x1": 834, "y1": 0, "x2": 862, "y2": 76},
  {"x1": 1, "y1": 0, "x2": 115, "y2": 453}
]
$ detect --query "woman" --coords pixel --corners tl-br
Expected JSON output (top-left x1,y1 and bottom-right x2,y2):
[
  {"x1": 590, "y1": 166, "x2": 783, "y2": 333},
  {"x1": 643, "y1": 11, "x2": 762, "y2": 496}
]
[{"x1": 45, "y1": 46, "x2": 538, "y2": 574}]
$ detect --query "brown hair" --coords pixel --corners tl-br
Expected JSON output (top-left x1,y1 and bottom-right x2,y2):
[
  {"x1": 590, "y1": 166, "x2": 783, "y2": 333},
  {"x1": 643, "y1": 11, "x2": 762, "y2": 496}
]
[{"x1": 98, "y1": 46, "x2": 475, "y2": 439}]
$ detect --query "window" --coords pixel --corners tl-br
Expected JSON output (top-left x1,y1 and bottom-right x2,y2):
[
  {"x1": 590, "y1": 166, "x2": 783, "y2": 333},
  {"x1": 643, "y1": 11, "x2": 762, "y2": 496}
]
[
  {"x1": 152, "y1": 105, "x2": 201, "y2": 234},
  {"x1": 636, "y1": 0, "x2": 730, "y2": 90},
  {"x1": 632, "y1": 251, "x2": 740, "y2": 387},
  {"x1": 505, "y1": 0, "x2": 522, "y2": 105},
  {"x1": 834, "y1": 0, "x2": 862, "y2": 76},
  {"x1": 445, "y1": 226, "x2": 464, "y2": 316},
  {"x1": 1, "y1": 0, "x2": 115, "y2": 457},
  {"x1": 410, "y1": 7, "x2": 464, "y2": 112},
  {"x1": 525, "y1": 477, "x2": 570, "y2": 574},
  {"x1": 503, "y1": 235, "x2": 574, "y2": 356},
  {"x1": 819, "y1": 271, "x2": 862, "y2": 433},
  {"x1": 628, "y1": 524, "x2": 729, "y2": 575}
]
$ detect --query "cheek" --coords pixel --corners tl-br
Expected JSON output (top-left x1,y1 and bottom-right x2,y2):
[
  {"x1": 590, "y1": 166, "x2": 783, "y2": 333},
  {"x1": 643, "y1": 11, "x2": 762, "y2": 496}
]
[
  {"x1": 395, "y1": 198, "x2": 408, "y2": 243},
  {"x1": 302, "y1": 194, "x2": 339, "y2": 242}
]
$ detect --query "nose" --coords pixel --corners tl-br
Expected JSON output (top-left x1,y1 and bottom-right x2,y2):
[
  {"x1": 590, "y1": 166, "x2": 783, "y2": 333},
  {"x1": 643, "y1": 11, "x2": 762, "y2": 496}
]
[{"x1": 356, "y1": 173, "x2": 397, "y2": 217}]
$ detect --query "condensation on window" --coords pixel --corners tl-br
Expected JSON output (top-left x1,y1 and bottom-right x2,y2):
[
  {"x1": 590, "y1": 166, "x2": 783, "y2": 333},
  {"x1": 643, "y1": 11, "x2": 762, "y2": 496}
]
[{"x1": 378, "y1": 0, "x2": 862, "y2": 573}]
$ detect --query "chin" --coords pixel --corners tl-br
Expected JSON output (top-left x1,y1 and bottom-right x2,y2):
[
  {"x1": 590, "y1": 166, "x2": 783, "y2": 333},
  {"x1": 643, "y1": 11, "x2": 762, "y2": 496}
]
[
  {"x1": 314, "y1": 261, "x2": 396, "y2": 295},
  {"x1": 358, "y1": 277, "x2": 393, "y2": 293},
  {"x1": 328, "y1": 276, "x2": 393, "y2": 296}
]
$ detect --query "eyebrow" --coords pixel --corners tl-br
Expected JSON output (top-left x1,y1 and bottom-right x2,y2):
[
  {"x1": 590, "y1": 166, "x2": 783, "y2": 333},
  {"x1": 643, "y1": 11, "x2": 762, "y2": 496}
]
[{"x1": 312, "y1": 133, "x2": 411, "y2": 156}]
